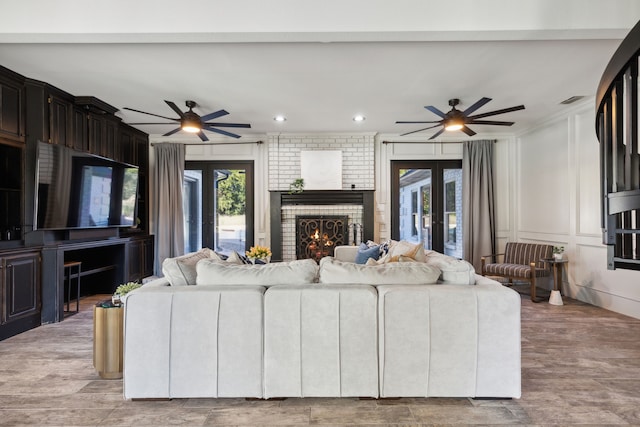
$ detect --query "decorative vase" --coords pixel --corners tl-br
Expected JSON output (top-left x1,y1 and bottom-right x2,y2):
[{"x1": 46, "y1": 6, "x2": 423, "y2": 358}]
[{"x1": 553, "y1": 253, "x2": 563, "y2": 261}]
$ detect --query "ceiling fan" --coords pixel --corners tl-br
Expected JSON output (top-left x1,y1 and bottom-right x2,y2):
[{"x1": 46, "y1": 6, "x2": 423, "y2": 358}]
[
  {"x1": 396, "y1": 97, "x2": 525, "y2": 139},
  {"x1": 123, "y1": 100, "x2": 251, "y2": 141}
]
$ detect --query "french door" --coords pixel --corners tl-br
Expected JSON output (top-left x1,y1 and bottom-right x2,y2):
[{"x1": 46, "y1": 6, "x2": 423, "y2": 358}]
[
  {"x1": 391, "y1": 160, "x2": 462, "y2": 257},
  {"x1": 183, "y1": 161, "x2": 254, "y2": 255}
]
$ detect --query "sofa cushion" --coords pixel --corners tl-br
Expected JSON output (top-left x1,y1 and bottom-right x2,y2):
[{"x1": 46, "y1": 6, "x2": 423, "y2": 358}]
[
  {"x1": 319, "y1": 257, "x2": 440, "y2": 285},
  {"x1": 424, "y1": 251, "x2": 476, "y2": 285},
  {"x1": 162, "y1": 248, "x2": 221, "y2": 286},
  {"x1": 196, "y1": 258, "x2": 319, "y2": 287}
]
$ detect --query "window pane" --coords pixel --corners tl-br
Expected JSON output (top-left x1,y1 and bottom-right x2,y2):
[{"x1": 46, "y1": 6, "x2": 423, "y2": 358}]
[
  {"x1": 214, "y1": 169, "x2": 246, "y2": 255},
  {"x1": 183, "y1": 170, "x2": 202, "y2": 253},
  {"x1": 443, "y1": 169, "x2": 462, "y2": 258}
]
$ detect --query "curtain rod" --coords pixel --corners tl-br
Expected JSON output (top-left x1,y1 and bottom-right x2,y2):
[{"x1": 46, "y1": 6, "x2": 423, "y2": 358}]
[
  {"x1": 381, "y1": 140, "x2": 493, "y2": 144},
  {"x1": 150, "y1": 140, "x2": 263, "y2": 146}
]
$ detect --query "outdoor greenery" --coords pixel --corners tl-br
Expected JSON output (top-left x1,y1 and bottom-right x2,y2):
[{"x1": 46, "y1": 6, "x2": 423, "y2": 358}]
[{"x1": 217, "y1": 170, "x2": 246, "y2": 215}]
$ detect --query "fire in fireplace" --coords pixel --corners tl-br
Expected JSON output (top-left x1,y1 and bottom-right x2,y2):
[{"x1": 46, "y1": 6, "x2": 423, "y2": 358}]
[{"x1": 296, "y1": 215, "x2": 349, "y2": 261}]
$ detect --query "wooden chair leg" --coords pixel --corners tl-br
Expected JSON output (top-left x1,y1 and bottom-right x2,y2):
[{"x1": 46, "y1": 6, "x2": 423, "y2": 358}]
[{"x1": 530, "y1": 262, "x2": 541, "y2": 303}]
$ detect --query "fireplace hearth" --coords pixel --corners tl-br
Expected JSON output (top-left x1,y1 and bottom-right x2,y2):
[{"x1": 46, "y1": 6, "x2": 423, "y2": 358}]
[{"x1": 296, "y1": 215, "x2": 348, "y2": 261}]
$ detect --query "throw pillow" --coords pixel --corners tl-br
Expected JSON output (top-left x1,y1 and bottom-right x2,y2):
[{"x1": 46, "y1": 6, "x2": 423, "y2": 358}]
[
  {"x1": 386, "y1": 240, "x2": 427, "y2": 263},
  {"x1": 162, "y1": 248, "x2": 217, "y2": 286},
  {"x1": 424, "y1": 250, "x2": 476, "y2": 285},
  {"x1": 355, "y1": 243, "x2": 381, "y2": 264}
]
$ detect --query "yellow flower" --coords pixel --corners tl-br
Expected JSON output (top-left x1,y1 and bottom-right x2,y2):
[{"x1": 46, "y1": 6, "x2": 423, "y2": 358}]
[{"x1": 246, "y1": 245, "x2": 272, "y2": 259}]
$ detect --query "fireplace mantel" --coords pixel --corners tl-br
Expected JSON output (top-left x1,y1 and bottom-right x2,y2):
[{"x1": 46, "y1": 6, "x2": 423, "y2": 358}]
[{"x1": 270, "y1": 190, "x2": 374, "y2": 261}]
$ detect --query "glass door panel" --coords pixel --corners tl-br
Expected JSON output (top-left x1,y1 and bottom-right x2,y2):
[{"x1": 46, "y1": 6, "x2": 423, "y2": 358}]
[
  {"x1": 183, "y1": 161, "x2": 254, "y2": 256},
  {"x1": 213, "y1": 168, "x2": 246, "y2": 255},
  {"x1": 392, "y1": 160, "x2": 462, "y2": 255}
]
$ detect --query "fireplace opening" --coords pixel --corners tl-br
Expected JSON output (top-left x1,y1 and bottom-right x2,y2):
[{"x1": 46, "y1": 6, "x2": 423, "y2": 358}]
[{"x1": 296, "y1": 215, "x2": 348, "y2": 261}]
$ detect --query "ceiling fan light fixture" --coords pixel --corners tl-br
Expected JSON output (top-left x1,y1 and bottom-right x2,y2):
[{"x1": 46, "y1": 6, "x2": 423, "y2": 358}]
[
  {"x1": 444, "y1": 119, "x2": 463, "y2": 131},
  {"x1": 181, "y1": 111, "x2": 201, "y2": 133}
]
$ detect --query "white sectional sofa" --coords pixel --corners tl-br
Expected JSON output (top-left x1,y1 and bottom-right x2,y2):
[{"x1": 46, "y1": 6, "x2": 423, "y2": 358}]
[{"x1": 122, "y1": 245, "x2": 521, "y2": 400}]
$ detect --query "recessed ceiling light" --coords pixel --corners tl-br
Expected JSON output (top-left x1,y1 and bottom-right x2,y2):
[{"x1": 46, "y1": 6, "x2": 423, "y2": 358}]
[
  {"x1": 353, "y1": 115, "x2": 366, "y2": 122},
  {"x1": 274, "y1": 115, "x2": 287, "y2": 122}
]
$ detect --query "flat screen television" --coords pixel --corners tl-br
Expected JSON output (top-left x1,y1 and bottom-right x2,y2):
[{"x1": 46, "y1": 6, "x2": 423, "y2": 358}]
[{"x1": 35, "y1": 141, "x2": 139, "y2": 230}]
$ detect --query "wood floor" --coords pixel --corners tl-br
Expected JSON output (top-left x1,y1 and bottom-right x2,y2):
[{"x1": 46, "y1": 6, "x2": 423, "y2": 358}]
[{"x1": 1, "y1": 287, "x2": 639, "y2": 426}]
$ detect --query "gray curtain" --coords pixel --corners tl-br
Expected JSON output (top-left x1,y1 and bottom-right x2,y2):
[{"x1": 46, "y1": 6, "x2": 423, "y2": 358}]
[
  {"x1": 462, "y1": 140, "x2": 496, "y2": 272},
  {"x1": 152, "y1": 143, "x2": 185, "y2": 275}
]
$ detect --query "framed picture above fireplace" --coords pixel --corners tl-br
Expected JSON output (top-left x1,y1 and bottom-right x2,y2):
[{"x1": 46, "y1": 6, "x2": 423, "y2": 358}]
[{"x1": 300, "y1": 150, "x2": 342, "y2": 190}]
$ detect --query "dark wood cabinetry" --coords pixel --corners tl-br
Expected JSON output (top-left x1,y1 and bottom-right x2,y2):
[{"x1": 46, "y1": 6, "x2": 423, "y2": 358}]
[
  {"x1": 0, "y1": 144, "x2": 22, "y2": 241},
  {"x1": 72, "y1": 107, "x2": 88, "y2": 152},
  {"x1": 47, "y1": 91, "x2": 73, "y2": 146},
  {"x1": 0, "y1": 67, "x2": 26, "y2": 144},
  {"x1": 0, "y1": 250, "x2": 40, "y2": 340},
  {"x1": 0, "y1": 65, "x2": 154, "y2": 340},
  {"x1": 127, "y1": 235, "x2": 154, "y2": 283},
  {"x1": 88, "y1": 113, "x2": 120, "y2": 159}
]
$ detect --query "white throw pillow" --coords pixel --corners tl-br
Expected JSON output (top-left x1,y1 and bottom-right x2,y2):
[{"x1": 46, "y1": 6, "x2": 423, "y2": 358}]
[
  {"x1": 196, "y1": 258, "x2": 319, "y2": 286},
  {"x1": 380, "y1": 240, "x2": 427, "y2": 263},
  {"x1": 162, "y1": 248, "x2": 218, "y2": 286},
  {"x1": 424, "y1": 250, "x2": 476, "y2": 285},
  {"x1": 318, "y1": 257, "x2": 440, "y2": 285}
]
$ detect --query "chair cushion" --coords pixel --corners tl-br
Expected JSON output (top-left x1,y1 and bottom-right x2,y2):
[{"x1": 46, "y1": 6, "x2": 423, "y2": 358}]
[
  {"x1": 483, "y1": 263, "x2": 549, "y2": 278},
  {"x1": 503, "y1": 243, "x2": 553, "y2": 267}
]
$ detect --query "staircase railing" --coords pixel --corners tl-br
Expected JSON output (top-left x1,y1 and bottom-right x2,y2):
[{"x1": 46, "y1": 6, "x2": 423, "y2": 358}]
[{"x1": 596, "y1": 19, "x2": 640, "y2": 270}]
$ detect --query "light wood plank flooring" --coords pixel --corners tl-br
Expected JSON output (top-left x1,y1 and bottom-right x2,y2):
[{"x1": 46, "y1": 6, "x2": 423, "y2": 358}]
[{"x1": 0, "y1": 288, "x2": 639, "y2": 426}]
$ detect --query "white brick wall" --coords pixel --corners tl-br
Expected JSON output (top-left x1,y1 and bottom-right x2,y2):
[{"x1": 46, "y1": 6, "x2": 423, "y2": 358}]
[
  {"x1": 281, "y1": 204, "x2": 364, "y2": 261},
  {"x1": 268, "y1": 134, "x2": 375, "y2": 191}
]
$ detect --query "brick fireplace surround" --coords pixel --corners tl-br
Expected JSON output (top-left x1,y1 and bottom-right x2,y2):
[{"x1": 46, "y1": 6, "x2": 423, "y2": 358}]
[{"x1": 267, "y1": 134, "x2": 376, "y2": 262}]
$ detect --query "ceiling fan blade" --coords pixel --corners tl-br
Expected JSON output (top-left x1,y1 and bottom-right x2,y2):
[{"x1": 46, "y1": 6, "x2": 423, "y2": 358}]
[
  {"x1": 203, "y1": 122, "x2": 251, "y2": 128},
  {"x1": 468, "y1": 120, "x2": 515, "y2": 126},
  {"x1": 396, "y1": 120, "x2": 442, "y2": 124},
  {"x1": 400, "y1": 124, "x2": 441, "y2": 136},
  {"x1": 461, "y1": 125, "x2": 477, "y2": 137},
  {"x1": 424, "y1": 105, "x2": 447, "y2": 118},
  {"x1": 462, "y1": 97, "x2": 491, "y2": 115},
  {"x1": 197, "y1": 131, "x2": 209, "y2": 142},
  {"x1": 428, "y1": 128, "x2": 446, "y2": 140},
  {"x1": 468, "y1": 105, "x2": 525, "y2": 120},
  {"x1": 199, "y1": 109, "x2": 229, "y2": 122},
  {"x1": 123, "y1": 107, "x2": 178, "y2": 121},
  {"x1": 164, "y1": 100, "x2": 186, "y2": 118},
  {"x1": 162, "y1": 127, "x2": 183, "y2": 137},
  {"x1": 206, "y1": 127, "x2": 242, "y2": 139},
  {"x1": 128, "y1": 122, "x2": 178, "y2": 125}
]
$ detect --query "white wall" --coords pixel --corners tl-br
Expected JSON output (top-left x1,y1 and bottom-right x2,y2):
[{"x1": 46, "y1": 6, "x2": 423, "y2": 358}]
[
  {"x1": 507, "y1": 100, "x2": 640, "y2": 319},
  {"x1": 154, "y1": 100, "x2": 640, "y2": 319}
]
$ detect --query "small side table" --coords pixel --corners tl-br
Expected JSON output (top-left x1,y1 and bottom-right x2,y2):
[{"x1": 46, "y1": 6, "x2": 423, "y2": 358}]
[
  {"x1": 93, "y1": 301, "x2": 124, "y2": 379},
  {"x1": 540, "y1": 258, "x2": 568, "y2": 305}
]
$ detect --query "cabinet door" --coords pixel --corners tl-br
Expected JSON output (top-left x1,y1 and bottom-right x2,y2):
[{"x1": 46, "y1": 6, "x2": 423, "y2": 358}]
[
  {"x1": 88, "y1": 114, "x2": 104, "y2": 155},
  {"x1": 142, "y1": 237, "x2": 154, "y2": 278},
  {"x1": 2, "y1": 252, "x2": 40, "y2": 323},
  {"x1": 72, "y1": 108, "x2": 88, "y2": 152},
  {"x1": 0, "y1": 74, "x2": 26, "y2": 143},
  {"x1": 127, "y1": 239, "x2": 142, "y2": 282},
  {"x1": 48, "y1": 94, "x2": 73, "y2": 146}
]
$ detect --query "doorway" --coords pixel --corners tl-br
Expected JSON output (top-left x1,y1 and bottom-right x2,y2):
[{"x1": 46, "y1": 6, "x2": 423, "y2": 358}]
[
  {"x1": 183, "y1": 161, "x2": 254, "y2": 255},
  {"x1": 391, "y1": 160, "x2": 462, "y2": 257}
]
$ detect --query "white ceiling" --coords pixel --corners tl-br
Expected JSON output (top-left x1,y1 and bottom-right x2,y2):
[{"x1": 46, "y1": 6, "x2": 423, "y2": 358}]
[{"x1": 1, "y1": 0, "x2": 639, "y2": 141}]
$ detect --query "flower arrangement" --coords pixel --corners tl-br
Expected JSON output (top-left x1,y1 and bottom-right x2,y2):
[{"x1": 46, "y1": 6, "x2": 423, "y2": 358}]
[
  {"x1": 114, "y1": 281, "x2": 142, "y2": 296},
  {"x1": 246, "y1": 245, "x2": 272, "y2": 260},
  {"x1": 553, "y1": 246, "x2": 564, "y2": 254}
]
